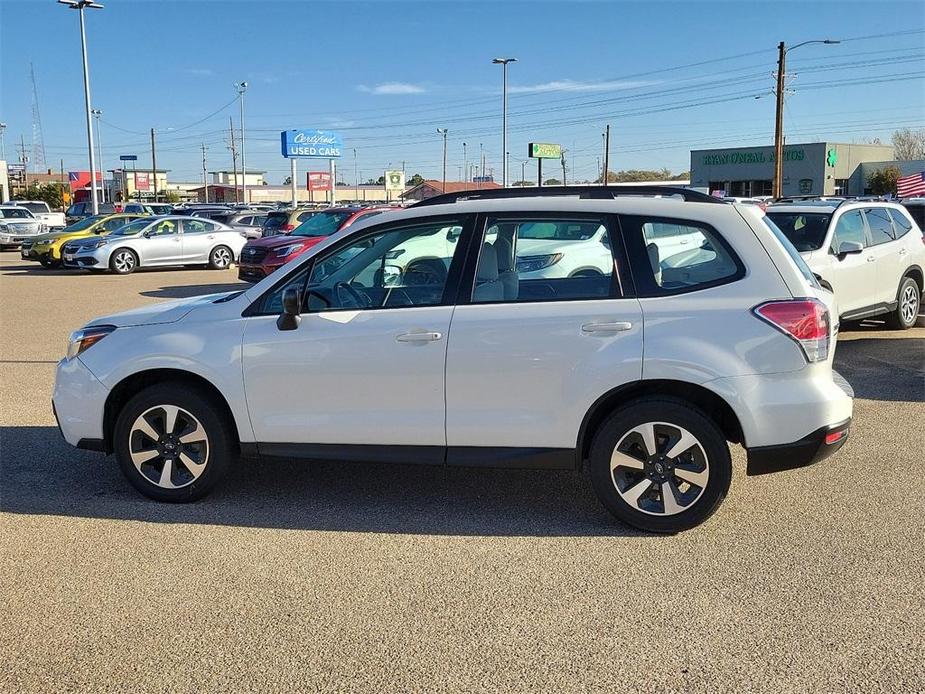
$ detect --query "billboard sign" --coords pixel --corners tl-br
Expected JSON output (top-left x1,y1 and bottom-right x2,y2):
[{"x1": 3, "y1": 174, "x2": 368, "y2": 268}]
[
  {"x1": 307, "y1": 171, "x2": 332, "y2": 191},
  {"x1": 528, "y1": 142, "x2": 561, "y2": 159},
  {"x1": 119, "y1": 154, "x2": 138, "y2": 161},
  {"x1": 281, "y1": 129, "x2": 343, "y2": 158},
  {"x1": 473, "y1": 175, "x2": 494, "y2": 183},
  {"x1": 135, "y1": 172, "x2": 150, "y2": 191},
  {"x1": 384, "y1": 170, "x2": 405, "y2": 192},
  {"x1": 7, "y1": 163, "x2": 25, "y2": 173}
]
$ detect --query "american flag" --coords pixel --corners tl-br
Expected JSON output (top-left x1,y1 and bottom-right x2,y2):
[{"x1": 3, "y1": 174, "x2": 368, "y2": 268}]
[{"x1": 896, "y1": 170, "x2": 925, "y2": 198}]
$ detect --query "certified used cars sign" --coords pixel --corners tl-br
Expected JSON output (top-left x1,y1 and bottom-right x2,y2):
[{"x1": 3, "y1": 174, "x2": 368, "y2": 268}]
[{"x1": 280, "y1": 129, "x2": 344, "y2": 158}]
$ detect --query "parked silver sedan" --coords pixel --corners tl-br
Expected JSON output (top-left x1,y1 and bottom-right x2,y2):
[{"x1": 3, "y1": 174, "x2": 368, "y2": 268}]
[{"x1": 60, "y1": 216, "x2": 248, "y2": 274}]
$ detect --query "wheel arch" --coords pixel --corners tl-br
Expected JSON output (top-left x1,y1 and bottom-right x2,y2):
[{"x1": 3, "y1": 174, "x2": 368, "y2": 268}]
[
  {"x1": 902, "y1": 264, "x2": 923, "y2": 295},
  {"x1": 103, "y1": 368, "x2": 239, "y2": 453},
  {"x1": 576, "y1": 379, "x2": 744, "y2": 468}
]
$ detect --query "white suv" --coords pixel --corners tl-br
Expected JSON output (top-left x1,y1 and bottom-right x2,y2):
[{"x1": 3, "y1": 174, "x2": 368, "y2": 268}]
[
  {"x1": 53, "y1": 187, "x2": 853, "y2": 532},
  {"x1": 766, "y1": 201, "x2": 924, "y2": 329}
]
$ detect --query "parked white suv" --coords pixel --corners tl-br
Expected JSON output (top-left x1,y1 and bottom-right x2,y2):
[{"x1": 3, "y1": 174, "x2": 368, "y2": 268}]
[
  {"x1": 53, "y1": 187, "x2": 854, "y2": 532},
  {"x1": 766, "y1": 201, "x2": 924, "y2": 329}
]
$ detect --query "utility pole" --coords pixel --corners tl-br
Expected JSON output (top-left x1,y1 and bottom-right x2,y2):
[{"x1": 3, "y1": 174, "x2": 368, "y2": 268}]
[
  {"x1": 60, "y1": 159, "x2": 66, "y2": 210},
  {"x1": 91, "y1": 108, "x2": 104, "y2": 202},
  {"x1": 560, "y1": 150, "x2": 567, "y2": 186},
  {"x1": 436, "y1": 128, "x2": 448, "y2": 191},
  {"x1": 150, "y1": 127, "x2": 158, "y2": 203},
  {"x1": 0, "y1": 122, "x2": 6, "y2": 160},
  {"x1": 462, "y1": 142, "x2": 468, "y2": 190},
  {"x1": 228, "y1": 116, "x2": 239, "y2": 204},
  {"x1": 18, "y1": 136, "x2": 29, "y2": 191},
  {"x1": 521, "y1": 160, "x2": 526, "y2": 186},
  {"x1": 603, "y1": 125, "x2": 611, "y2": 187},
  {"x1": 773, "y1": 42, "x2": 786, "y2": 200},
  {"x1": 201, "y1": 143, "x2": 209, "y2": 203},
  {"x1": 235, "y1": 81, "x2": 248, "y2": 204}
]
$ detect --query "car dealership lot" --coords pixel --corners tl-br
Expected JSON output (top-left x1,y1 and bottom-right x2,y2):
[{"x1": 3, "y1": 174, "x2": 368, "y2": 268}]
[{"x1": 0, "y1": 255, "x2": 922, "y2": 692}]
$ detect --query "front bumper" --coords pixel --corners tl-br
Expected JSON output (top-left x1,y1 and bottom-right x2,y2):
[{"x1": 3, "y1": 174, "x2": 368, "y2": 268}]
[
  {"x1": 53, "y1": 356, "x2": 109, "y2": 447},
  {"x1": 62, "y1": 246, "x2": 106, "y2": 268},
  {"x1": 746, "y1": 418, "x2": 851, "y2": 475},
  {"x1": 238, "y1": 262, "x2": 284, "y2": 282}
]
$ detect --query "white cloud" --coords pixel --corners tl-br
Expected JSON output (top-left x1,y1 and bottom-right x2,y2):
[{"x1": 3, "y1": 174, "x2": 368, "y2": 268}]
[
  {"x1": 357, "y1": 82, "x2": 426, "y2": 95},
  {"x1": 508, "y1": 79, "x2": 653, "y2": 94}
]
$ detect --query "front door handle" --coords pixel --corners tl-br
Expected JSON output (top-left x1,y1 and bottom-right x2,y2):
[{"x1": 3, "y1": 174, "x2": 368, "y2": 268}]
[
  {"x1": 899, "y1": 248, "x2": 908, "y2": 256},
  {"x1": 866, "y1": 255, "x2": 876, "y2": 263},
  {"x1": 396, "y1": 331, "x2": 443, "y2": 343},
  {"x1": 581, "y1": 321, "x2": 633, "y2": 334}
]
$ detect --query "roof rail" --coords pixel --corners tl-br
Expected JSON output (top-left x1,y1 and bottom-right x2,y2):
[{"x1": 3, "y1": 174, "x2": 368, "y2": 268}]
[{"x1": 412, "y1": 184, "x2": 724, "y2": 207}]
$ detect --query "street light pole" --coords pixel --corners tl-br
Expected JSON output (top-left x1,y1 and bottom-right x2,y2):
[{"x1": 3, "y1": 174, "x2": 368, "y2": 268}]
[
  {"x1": 91, "y1": 108, "x2": 105, "y2": 203},
  {"x1": 235, "y1": 81, "x2": 248, "y2": 203},
  {"x1": 436, "y1": 128, "x2": 448, "y2": 192},
  {"x1": 462, "y1": 142, "x2": 467, "y2": 191},
  {"x1": 772, "y1": 39, "x2": 839, "y2": 198},
  {"x1": 492, "y1": 57, "x2": 516, "y2": 187},
  {"x1": 59, "y1": 0, "x2": 104, "y2": 215}
]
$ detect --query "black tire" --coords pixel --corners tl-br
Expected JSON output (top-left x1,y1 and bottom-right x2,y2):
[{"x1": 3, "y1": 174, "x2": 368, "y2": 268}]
[
  {"x1": 208, "y1": 245, "x2": 233, "y2": 270},
  {"x1": 109, "y1": 248, "x2": 138, "y2": 274},
  {"x1": 588, "y1": 396, "x2": 732, "y2": 533},
  {"x1": 885, "y1": 276, "x2": 920, "y2": 330},
  {"x1": 113, "y1": 383, "x2": 235, "y2": 502}
]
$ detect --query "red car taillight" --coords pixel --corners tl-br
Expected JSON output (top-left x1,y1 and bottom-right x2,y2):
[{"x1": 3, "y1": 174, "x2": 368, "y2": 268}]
[{"x1": 753, "y1": 298, "x2": 830, "y2": 363}]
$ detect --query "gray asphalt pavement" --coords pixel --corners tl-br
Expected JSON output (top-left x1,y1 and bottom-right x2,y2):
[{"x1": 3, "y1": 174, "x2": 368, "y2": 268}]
[{"x1": 1, "y1": 254, "x2": 923, "y2": 693}]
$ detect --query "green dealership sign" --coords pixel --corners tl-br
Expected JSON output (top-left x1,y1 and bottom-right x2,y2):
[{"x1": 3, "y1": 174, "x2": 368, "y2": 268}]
[
  {"x1": 529, "y1": 142, "x2": 562, "y2": 159},
  {"x1": 701, "y1": 148, "x2": 806, "y2": 166}
]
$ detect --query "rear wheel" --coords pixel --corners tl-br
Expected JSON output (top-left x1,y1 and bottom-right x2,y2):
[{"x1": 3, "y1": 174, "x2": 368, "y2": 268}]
[
  {"x1": 110, "y1": 248, "x2": 138, "y2": 274},
  {"x1": 589, "y1": 397, "x2": 732, "y2": 533},
  {"x1": 886, "y1": 276, "x2": 920, "y2": 330},
  {"x1": 208, "y1": 245, "x2": 233, "y2": 270},
  {"x1": 113, "y1": 383, "x2": 235, "y2": 502}
]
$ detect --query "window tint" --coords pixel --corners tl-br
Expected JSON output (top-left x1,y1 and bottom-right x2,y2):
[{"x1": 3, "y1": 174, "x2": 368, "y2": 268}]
[
  {"x1": 146, "y1": 219, "x2": 179, "y2": 237},
  {"x1": 100, "y1": 217, "x2": 130, "y2": 232},
  {"x1": 765, "y1": 212, "x2": 831, "y2": 251},
  {"x1": 902, "y1": 204, "x2": 925, "y2": 229},
  {"x1": 832, "y1": 210, "x2": 866, "y2": 250},
  {"x1": 0, "y1": 208, "x2": 32, "y2": 219},
  {"x1": 888, "y1": 208, "x2": 914, "y2": 238},
  {"x1": 864, "y1": 208, "x2": 895, "y2": 246},
  {"x1": 471, "y1": 217, "x2": 615, "y2": 303},
  {"x1": 182, "y1": 219, "x2": 215, "y2": 234},
  {"x1": 297, "y1": 211, "x2": 316, "y2": 222},
  {"x1": 261, "y1": 219, "x2": 466, "y2": 314},
  {"x1": 761, "y1": 216, "x2": 820, "y2": 288},
  {"x1": 621, "y1": 216, "x2": 741, "y2": 296}
]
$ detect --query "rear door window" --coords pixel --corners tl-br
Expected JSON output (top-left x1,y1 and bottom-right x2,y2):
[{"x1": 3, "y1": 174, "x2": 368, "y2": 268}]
[{"x1": 864, "y1": 207, "x2": 896, "y2": 246}]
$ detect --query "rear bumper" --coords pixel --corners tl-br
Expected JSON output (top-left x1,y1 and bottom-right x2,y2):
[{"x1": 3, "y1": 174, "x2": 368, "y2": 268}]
[{"x1": 746, "y1": 418, "x2": 851, "y2": 475}]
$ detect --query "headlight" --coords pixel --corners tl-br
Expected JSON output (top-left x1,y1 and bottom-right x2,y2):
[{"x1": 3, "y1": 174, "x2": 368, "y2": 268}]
[
  {"x1": 90, "y1": 238, "x2": 110, "y2": 249},
  {"x1": 66, "y1": 325, "x2": 116, "y2": 360},
  {"x1": 274, "y1": 243, "x2": 305, "y2": 258},
  {"x1": 516, "y1": 253, "x2": 563, "y2": 273}
]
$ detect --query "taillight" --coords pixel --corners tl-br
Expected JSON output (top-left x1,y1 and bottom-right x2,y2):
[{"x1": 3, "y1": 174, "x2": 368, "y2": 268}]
[
  {"x1": 279, "y1": 223, "x2": 295, "y2": 232},
  {"x1": 753, "y1": 298, "x2": 830, "y2": 362}
]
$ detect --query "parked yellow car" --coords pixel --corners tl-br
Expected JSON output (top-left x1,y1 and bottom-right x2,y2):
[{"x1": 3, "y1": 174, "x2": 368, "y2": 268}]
[{"x1": 20, "y1": 213, "x2": 148, "y2": 268}]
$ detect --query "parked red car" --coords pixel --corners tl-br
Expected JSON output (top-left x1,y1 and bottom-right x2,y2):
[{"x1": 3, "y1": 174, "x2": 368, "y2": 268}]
[{"x1": 237, "y1": 206, "x2": 392, "y2": 282}]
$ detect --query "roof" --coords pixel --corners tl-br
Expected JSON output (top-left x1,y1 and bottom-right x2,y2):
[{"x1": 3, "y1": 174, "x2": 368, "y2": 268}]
[
  {"x1": 767, "y1": 200, "x2": 906, "y2": 215},
  {"x1": 405, "y1": 180, "x2": 503, "y2": 195}
]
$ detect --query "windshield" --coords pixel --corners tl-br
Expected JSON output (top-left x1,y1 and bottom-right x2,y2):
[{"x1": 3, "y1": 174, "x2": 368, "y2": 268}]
[
  {"x1": 762, "y1": 216, "x2": 820, "y2": 288},
  {"x1": 766, "y1": 212, "x2": 831, "y2": 251},
  {"x1": 62, "y1": 216, "x2": 103, "y2": 232},
  {"x1": 107, "y1": 219, "x2": 152, "y2": 236},
  {"x1": 18, "y1": 203, "x2": 47, "y2": 213},
  {"x1": 291, "y1": 210, "x2": 353, "y2": 237},
  {"x1": 0, "y1": 208, "x2": 33, "y2": 219},
  {"x1": 517, "y1": 221, "x2": 603, "y2": 241}
]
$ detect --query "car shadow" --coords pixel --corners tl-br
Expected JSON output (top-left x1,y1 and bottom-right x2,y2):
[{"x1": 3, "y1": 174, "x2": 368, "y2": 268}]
[
  {"x1": 834, "y1": 332, "x2": 924, "y2": 403},
  {"x1": 140, "y1": 283, "x2": 247, "y2": 299},
  {"x1": 0, "y1": 426, "x2": 645, "y2": 538}
]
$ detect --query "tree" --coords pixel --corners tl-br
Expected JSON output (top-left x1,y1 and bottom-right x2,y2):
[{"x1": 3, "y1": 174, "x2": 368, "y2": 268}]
[
  {"x1": 21, "y1": 182, "x2": 67, "y2": 209},
  {"x1": 162, "y1": 190, "x2": 181, "y2": 203},
  {"x1": 892, "y1": 128, "x2": 925, "y2": 160},
  {"x1": 407, "y1": 173, "x2": 425, "y2": 186},
  {"x1": 670, "y1": 171, "x2": 691, "y2": 181},
  {"x1": 511, "y1": 180, "x2": 535, "y2": 187},
  {"x1": 543, "y1": 178, "x2": 562, "y2": 185},
  {"x1": 867, "y1": 166, "x2": 902, "y2": 195}
]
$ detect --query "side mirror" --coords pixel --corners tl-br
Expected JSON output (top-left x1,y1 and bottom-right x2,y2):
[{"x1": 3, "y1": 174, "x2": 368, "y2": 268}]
[
  {"x1": 142, "y1": 230, "x2": 152, "y2": 238},
  {"x1": 446, "y1": 228, "x2": 461, "y2": 242},
  {"x1": 277, "y1": 287, "x2": 302, "y2": 331},
  {"x1": 834, "y1": 240, "x2": 863, "y2": 259}
]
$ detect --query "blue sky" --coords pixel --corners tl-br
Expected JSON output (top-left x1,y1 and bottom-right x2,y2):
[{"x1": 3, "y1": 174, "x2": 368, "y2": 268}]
[{"x1": 1, "y1": 0, "x2": 923, "y2": 185}]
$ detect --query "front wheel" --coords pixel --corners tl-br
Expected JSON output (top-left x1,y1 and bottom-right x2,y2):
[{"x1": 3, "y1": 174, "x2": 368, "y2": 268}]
[
  {"x1": 208, "y1": 245, "x2": 233, "y2": 270},
  {"x1": 113, "y1": 383, "x2": 235, "y2": 502},
  {"x1": 886, "y1": 276, "x2": 920, "y2": 330},
  {"x1": 589, "y1": 397, "x2": 732, "y2": 533},
  {"x1": 110, "y1": 248, "x2": 138, "y2": 274}
]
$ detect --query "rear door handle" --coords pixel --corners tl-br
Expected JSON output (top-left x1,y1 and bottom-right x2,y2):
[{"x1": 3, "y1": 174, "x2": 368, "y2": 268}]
[
  {"x1": 396, "y1": 331, "x2": 443, "y2": 343},
  {"x1": 899, "y1": 248, "x2": 908, "y2": 256},
  {"x1": 866, "y1": 256, "x2": 876, "y2": 263},
  {"x1": 581, "y1": 321, "x2": 633, "y2": 334}
]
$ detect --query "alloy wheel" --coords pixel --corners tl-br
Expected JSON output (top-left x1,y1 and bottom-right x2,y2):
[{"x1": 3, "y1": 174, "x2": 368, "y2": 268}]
[
  {"x1": 900, "y1": 284, "x2": 918, "y2": 325},
  {"x1": 212, "y1": 247, "x2": 232, "y2": 268},
  {"x1": 128, "y1": 405, "x2": 210, "y2": 489},
  {"x1": 113, "y1": 251, "x2": 135, "y2": 273},
  {"x1": 610, "y1": 422, "x2": 709, "y2": 516}
]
